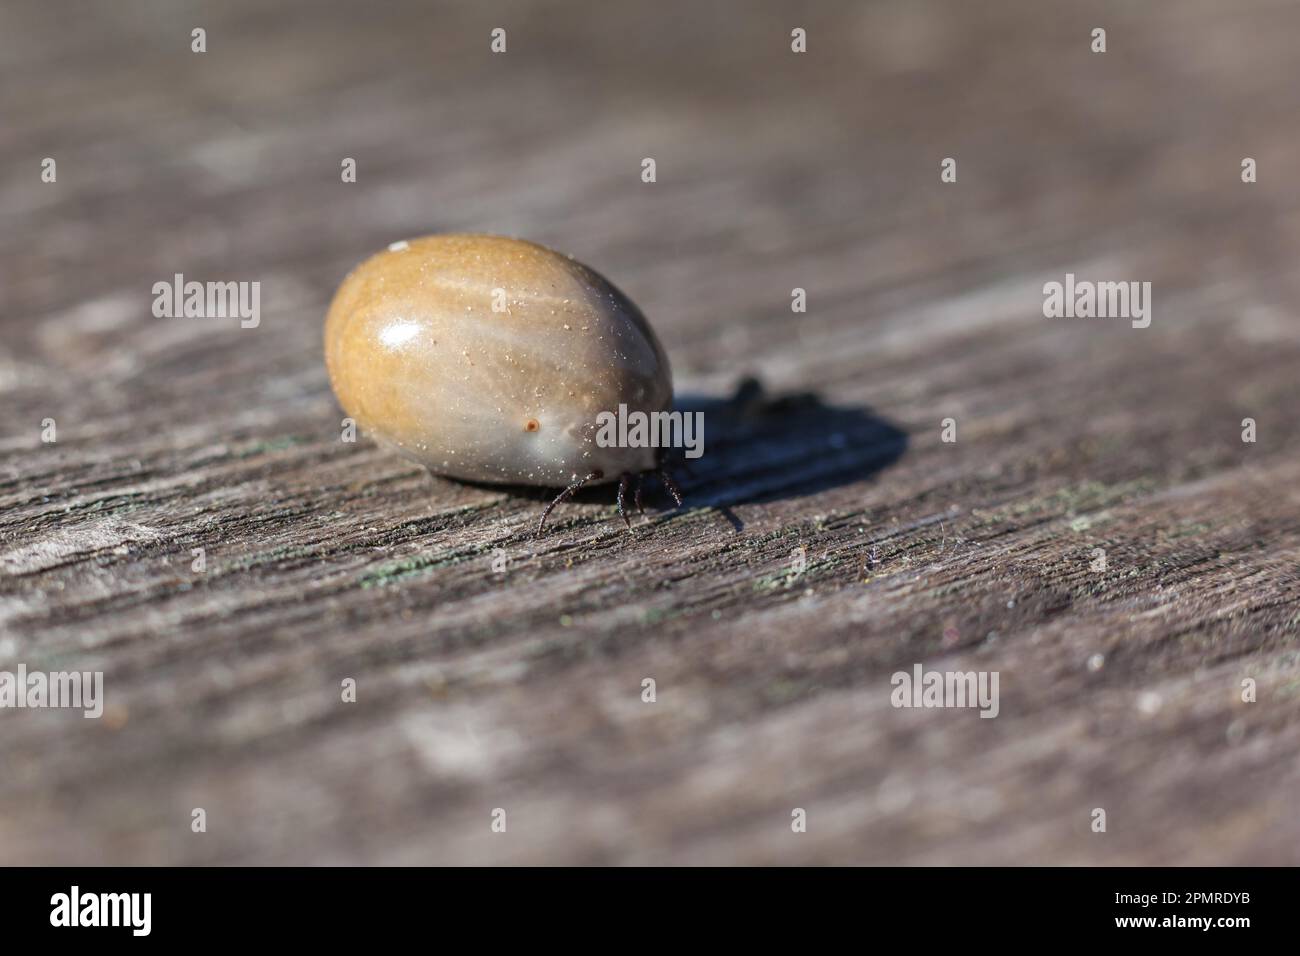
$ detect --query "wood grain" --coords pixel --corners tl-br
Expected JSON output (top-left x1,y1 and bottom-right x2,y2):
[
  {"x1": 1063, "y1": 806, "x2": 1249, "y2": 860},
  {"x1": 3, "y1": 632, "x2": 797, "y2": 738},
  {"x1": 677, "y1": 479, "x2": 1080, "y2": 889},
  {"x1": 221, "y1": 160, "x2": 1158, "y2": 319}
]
[{"x1": 1, "y1": 0, "x2": 1299, "y2": 865}]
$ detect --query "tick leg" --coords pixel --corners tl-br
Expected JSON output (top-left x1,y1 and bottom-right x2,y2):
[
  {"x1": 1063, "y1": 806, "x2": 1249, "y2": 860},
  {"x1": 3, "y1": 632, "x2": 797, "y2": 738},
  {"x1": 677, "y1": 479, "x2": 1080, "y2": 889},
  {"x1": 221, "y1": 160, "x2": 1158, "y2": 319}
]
[
  {"x1": 659, "y1": 468, "x2": 684, "y2": 508},
  {"x1": 634, "y1": 474, "x2": 645, "y2": 515},
  {"x1": 537, "y1": 471, "x2": 598, "y2": 536},
  {"x1": 616, "y1": 472, "x2": 633, "y2": 530}
]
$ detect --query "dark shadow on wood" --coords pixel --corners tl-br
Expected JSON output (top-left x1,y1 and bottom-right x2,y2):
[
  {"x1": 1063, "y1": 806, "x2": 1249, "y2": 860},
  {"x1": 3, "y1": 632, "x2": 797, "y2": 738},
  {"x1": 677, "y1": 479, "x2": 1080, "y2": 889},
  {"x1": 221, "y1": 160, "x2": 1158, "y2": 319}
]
[{"x1": 667, "y1": 377, "x2": 909, "y2": 529}]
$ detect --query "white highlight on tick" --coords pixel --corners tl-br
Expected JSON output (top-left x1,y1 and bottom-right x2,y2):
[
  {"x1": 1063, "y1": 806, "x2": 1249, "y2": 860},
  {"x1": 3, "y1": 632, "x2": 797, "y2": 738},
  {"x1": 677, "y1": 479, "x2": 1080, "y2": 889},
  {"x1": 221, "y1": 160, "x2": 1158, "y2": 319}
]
[{"x1": 378, "y1": 320, "x2": 421, "y2": 349}]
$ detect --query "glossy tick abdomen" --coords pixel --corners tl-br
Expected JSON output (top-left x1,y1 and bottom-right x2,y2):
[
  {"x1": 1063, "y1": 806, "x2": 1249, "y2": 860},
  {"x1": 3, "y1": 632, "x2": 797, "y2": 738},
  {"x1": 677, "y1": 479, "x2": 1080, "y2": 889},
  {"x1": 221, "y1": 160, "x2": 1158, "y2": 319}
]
[{"x1": 325, "y1": 234, "x2": 673, "y2": 488}]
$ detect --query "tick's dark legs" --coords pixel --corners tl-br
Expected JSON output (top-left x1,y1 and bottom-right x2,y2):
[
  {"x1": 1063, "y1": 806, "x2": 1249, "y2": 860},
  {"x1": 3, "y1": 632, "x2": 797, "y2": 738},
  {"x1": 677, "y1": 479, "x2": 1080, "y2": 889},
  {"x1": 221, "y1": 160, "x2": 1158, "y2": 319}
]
[
  {"x1": 621, "y1": 469, "x2": 677, "y2": 529},
  {"x1": 659, "y1": 468, "x2": 684, "y2": 508},
  {"x1": 537, "y1": 471, "x2": 600, "y2": 536},
  {"x1": 616, "y1": 472, "x2": 633, "y2": 529},
  {"x1": 536, "y1": 467, "x2": 677, "y2": 537}
]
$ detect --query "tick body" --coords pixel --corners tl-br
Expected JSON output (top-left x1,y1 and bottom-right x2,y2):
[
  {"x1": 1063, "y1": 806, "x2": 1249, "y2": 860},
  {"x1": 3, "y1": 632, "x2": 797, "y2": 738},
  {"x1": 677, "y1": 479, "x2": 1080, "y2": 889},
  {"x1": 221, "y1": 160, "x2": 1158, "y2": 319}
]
[{"x1": 325, "y1": 234, "x2": 678, "y2": 529}]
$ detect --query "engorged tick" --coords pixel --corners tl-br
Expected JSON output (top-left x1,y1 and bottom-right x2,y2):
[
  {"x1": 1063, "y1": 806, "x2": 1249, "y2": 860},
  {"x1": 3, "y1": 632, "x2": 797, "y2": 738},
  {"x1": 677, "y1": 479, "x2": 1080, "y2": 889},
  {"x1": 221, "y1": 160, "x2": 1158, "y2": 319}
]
[{"x1": 324, "y1": 233, "x2": 683, "y2": 535}]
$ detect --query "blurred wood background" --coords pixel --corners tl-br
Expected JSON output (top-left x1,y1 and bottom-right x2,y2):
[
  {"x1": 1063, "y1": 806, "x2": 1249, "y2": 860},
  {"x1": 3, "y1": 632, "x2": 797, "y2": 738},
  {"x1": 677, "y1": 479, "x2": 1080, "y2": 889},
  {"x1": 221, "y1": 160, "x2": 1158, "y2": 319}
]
[{"x1": 2, "y1": 0, "x2": 1298, "y2": 865}]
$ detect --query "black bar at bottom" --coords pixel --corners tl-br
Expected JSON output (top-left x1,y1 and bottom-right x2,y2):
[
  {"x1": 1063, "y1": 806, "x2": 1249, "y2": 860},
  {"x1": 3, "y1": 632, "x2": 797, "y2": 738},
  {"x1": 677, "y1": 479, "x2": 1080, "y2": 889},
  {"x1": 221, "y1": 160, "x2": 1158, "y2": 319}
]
[{"x1": 0, "y1": 866, "x2": 1285, "y2": 942}]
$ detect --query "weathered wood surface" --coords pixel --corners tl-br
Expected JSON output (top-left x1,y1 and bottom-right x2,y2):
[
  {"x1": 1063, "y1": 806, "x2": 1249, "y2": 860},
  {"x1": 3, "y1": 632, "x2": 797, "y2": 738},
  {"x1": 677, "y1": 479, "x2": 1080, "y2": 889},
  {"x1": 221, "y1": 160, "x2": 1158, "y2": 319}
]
[{"x1": 2, "y1": 0, "x2": 1299, "y2": 865}]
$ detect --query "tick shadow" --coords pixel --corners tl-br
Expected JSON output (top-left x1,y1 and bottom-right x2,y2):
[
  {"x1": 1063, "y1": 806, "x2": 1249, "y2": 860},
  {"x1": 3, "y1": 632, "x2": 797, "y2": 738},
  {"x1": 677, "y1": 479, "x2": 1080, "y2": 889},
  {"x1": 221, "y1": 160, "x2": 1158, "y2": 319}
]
[
  {"x1": 468, "y1": 377, "x2": 909, "y2": 533},
  {"x1": 665, "y1": 377, "x2": 909, "y2": 531}
]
